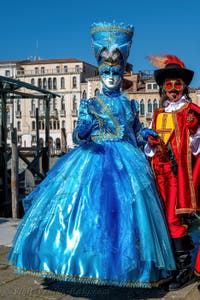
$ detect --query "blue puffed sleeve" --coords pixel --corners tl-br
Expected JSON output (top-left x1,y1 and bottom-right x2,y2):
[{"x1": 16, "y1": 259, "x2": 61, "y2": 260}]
[{"x1": 72, "y1": 99, "x2": 93, "y2": 145}]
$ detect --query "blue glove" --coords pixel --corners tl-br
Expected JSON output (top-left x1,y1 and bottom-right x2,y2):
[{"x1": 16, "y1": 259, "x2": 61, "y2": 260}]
[
  {"x1": 141, "y1": 128, "x2": 158, "y2": 141},
  {"x1": 75, "y1": 99, "x2": 92, "y2": 138},
  {"x1": 76, "y1": 119, "x2": 92, "y2": 138}
]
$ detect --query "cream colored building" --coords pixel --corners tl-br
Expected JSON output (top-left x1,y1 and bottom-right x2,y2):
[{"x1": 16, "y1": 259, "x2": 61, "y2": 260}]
[{"x1": 13, "y1": 58, "x2": 98, "y2": 151}]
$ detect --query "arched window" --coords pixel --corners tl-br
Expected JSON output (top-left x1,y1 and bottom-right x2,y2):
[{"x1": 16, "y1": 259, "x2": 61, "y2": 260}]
[
  {"x1": 62, "y1": 120, "x2": 66, "y2": 128},
  {"x1": 17, "y1": 121, "x2": 21, "y2": 131},
  {"x1": 153, "y1": 99, "x2": 158, "y2": 110},
  {"x1": 94, "y1": 88, "x2": 100, "y2": 96},
  {"x1": 38, "y1": 99, "x2": 43, "y2": 112},
  {"x1": 31, "y1": 78, "x2": 35, "y2": 85},
  {"x1": 64, "y1": 65, "x2": 68, "y2": 73},
  {"x1": 43, "y1": 78, "x2": 47, "y2": 89},
  {"x1": 61, "y1": 77, "x2": 65, "y2": 89},
  {"x1": 55, "y1": 138, "x2": 61, "y2": 150},
  {"x1": 73, "y1": 120, "x2": 77, "y2": 129},
  {"x1": 57, "y1": 121, "x2": 60, "y2": 130},
  {"x1": 72, "y1": 76, "x2": 77, "y2": 88},
  {"x1": 32, "y1": 121, "x2": 36, "y2": 130},
  {"x1": 48, "y1": 78, "x2": 52, "y2": 90},
  {"x1": 148, "y1": 99, "x2": 152, "y2": 113},
  {"x1": 82, "y1": 90, "x2": 87, "y2": 99},
  {"x1": 73, "y1": 95, "x2": 77, "y2": 110},
  {"x1": 17, "y1": 99, "x2": 21, "y2": 111},
  {"x1": 38, "y1": 78, "x2": 42, "y2": 88},
  {"x1": 140, "y1": 99, "x2": 145, "y2": 115},
  {"x1": 31, "y1": 99, "x2": 36, "y2": 111},
  {"x1": 61, "y1": 97, "x2": 65, "y2": 110},
  {"x1": 53, "y1": 78, "x2": 57, "y2": 90}
]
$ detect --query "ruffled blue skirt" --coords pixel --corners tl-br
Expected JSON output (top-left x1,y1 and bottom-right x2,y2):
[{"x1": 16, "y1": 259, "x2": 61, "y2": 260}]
[{"x1": 8, "y1": 141, "x2": 176, "y2": 288}]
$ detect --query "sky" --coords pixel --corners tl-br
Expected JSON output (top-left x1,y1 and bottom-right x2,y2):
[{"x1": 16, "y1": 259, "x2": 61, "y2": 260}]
[{"x1": 1, "y1": 0, "x2": 200, "y2": 87}]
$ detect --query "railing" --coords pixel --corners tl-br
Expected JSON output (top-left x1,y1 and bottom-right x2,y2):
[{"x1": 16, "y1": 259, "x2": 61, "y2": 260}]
[{"x1": 17, "y1": 68, "x2": 83, "y2": 77}]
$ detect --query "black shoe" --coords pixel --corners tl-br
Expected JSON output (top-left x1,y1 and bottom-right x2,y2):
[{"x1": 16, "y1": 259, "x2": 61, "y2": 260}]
[{"x1": 168, "y1": 271, "x2": 196, "y2": 291}]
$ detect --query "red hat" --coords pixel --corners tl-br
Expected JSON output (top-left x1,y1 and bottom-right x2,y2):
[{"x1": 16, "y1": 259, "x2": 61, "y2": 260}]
[{"x1": 148, "y1": 54, "x2": 194, "y2": 86}]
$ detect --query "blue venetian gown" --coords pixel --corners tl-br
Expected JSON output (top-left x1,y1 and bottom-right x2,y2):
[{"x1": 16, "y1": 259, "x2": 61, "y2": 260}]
[{"x1": 8, "y1": 90, "x2": 176, "y2": 288}]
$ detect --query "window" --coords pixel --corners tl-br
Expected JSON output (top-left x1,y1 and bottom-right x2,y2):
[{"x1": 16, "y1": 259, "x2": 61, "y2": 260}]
[
  {"x1": 61, "y1": 77, "x2": 65, "y2": 89},
  {"x1": 153, "y1": 99, "x2": 158, "y2": 110},
  {"x1": 72, "y1": 96, "x2": 77, "y2": 110},
  {"x1": 48, "y1": 78, "x2": 52, "y2": 89},
  {"x1": 148, "y1": 99, "x2": 152, "y2": 113},
  {"x1": 43, "y1": 78, "x2": 47, "y2": 89},
  {"x1": 32, "y1": 135, "x2": 36, "y2": 143},
  {"x1": 5, "y1": 70, "x2": 10, "y2": 77},
  {"x1": 35, "y1": 67, "x2": 39, "y2": 75},
  {"x1": 140, "y1": 99, "x2": 145, "y2": 115},
  {"x1": 72, "y1": 76, "x2": 77, "y2": 88},
  {"x1": 82, "y1": 90, "x2": 87, "y2": 99},
  {"x1": 147, "y1": 83, "x2": 151, "y2": 90},
  {"x1": 31, "y1": 78, "x2": 35, "y2": 85},
  {"x1": 75, "y1": 65, "x2": 80, "y2": 72},
  {"x1": 64, "y1": 65, "x2": 68, "y2": 73},
  {"x1": 56, "y1": 66, "x2": 60, "y2": 74},
  {"x1": 73, "y1": 120, "x2": 77, "y2": 129},
  {"x1": 153, "y1": 83, "x2": 158, "y2": 89},
  {"x1": 32, "y1": 121, "x2": 36, "y2": 130},
  {"x1": 55, "y1": 138, "x2": 61, "y2": 150},
  {"x1": 17, "y1": 121, "x2": 21, "y2": 131},
  {"x1": 61, "y1": 97, "x2": 65, "y2": 110},
  {"x1": 31, "y1": 99, "x2": 36, "y2": 111},
  {"x1": 41, "y1": 67, "x2": 45, "y2": 74},
  {"x1": 17, "y1": 100, "x2": 21, "y2": 111},
  {"x1": 38, "y1": 78, "x2": 42, "y2": 88},
  {"x1": 62, "y1": 120, "x2": 66, "y2": 128},
  {"x1": 53, "y1": 78, "x2": 57, "y2": 89}
]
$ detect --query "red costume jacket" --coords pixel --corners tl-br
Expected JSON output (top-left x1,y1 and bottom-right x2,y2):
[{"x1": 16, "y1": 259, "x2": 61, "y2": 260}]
[{"x1": 151, "y1": 101, "x2": 200, "y2": 215}]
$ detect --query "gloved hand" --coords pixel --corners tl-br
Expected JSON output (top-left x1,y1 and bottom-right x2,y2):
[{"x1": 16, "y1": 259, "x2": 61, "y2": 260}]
[
  {"x1": 75, "y1": 99, "x2": 92, "y2": 138},
  {"x1": 76, "y1": 119, "x2": 92, "y2": 138},
  {"x1": 186, "y1": 112, "x2": 199, "y2": 135},
  {"x1": 141, "y1": 128, "x2": 159, "y2": 141},
  {"x1": 148, "y1": 135, "x2": 162, "y2": 147}
]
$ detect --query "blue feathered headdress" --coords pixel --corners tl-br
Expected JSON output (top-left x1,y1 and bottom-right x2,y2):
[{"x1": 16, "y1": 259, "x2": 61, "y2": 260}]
[{"x1": 91, "y1": 21, "x2": 134, "y2": 72}]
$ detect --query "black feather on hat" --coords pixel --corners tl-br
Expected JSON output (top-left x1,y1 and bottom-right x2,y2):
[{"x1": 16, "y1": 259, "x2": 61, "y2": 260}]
[{"x1": 148, "y1": 54, "x2": 194, "y2": 86}]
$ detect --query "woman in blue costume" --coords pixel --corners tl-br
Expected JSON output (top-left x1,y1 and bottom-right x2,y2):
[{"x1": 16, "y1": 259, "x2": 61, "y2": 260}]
[{"x1": 8, "y1": 21, "x2": 176, "y2": 288}]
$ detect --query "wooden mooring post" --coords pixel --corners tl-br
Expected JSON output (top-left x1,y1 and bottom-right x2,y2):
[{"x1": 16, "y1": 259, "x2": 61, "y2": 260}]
[{"x1": 11, "y1": 127, "x2": 19, "y2": 218}]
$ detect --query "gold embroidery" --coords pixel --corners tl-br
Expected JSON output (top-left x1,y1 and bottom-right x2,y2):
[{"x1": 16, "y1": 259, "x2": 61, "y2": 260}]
[{"x1": 90, "y1": 96, "x2": 123, "y2": 141}]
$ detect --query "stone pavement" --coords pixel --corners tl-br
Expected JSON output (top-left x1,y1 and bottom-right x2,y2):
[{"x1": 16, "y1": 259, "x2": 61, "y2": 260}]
[{"x1": 0, "y1": 218, "x2": 199, "y2": 300}]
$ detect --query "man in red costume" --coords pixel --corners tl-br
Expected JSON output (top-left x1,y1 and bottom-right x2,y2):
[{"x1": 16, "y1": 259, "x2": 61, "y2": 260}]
[{"x1": 145, "y1": 54, "x2": 200, "y2": 290}]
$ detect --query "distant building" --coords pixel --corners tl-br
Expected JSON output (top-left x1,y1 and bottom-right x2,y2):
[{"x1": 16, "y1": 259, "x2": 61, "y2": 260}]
[{"x1": 0, "y1": 58, "x2": 98, "y2": 152}]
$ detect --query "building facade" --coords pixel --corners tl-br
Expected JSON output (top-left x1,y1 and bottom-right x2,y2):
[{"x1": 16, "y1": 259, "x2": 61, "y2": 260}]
[{"x1": 0, "y1": 58, "x2": 98, "y2": 152}]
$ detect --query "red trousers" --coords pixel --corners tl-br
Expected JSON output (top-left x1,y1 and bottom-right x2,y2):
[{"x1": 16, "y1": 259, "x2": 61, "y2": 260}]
[
  {"x1": 195, "y1": 248, "x2": 200, "y2": 275},
  {"x1": 153, "y1": 160, "x2": 187, "y2": 238}
]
